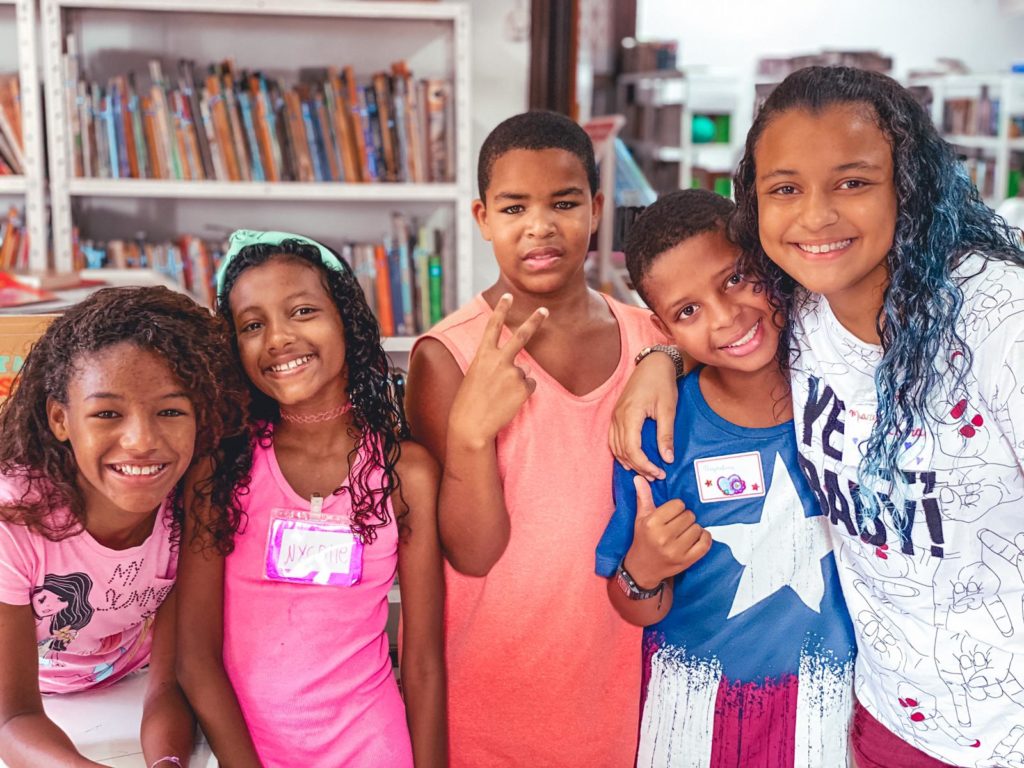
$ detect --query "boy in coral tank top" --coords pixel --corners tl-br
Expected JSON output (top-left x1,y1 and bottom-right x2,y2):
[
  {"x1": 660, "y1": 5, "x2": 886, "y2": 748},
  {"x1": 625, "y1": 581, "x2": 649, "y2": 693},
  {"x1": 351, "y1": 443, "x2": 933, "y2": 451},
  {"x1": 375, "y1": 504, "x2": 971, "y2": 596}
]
[{"x1": 407, "y1": 111, "x2": 665, "y2": 767}]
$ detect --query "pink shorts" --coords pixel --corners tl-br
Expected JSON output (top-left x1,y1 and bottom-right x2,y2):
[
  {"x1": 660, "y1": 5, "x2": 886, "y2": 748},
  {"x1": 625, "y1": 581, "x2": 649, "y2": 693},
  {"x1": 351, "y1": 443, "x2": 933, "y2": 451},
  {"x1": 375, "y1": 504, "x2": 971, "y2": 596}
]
[{"x1": 851, "y1": 700, "x2": 957, "y2": 767}]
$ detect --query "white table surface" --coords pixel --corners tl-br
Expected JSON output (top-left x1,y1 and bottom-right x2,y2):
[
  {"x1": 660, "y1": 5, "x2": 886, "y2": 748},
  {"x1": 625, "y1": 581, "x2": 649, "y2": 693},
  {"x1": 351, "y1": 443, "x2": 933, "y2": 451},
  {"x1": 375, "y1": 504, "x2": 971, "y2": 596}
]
[{"x1": 0, "y1": 670, "x2": 217, "y2": 767}]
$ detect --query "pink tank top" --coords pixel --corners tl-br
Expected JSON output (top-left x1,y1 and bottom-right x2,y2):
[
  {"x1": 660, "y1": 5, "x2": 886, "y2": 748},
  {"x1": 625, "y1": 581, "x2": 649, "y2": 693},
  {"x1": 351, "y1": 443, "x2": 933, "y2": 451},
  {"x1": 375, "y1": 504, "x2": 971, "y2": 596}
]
[
  {"x1": 420, "y1": 293, "x2": 662, "y2": 768},
  {"x1": 222, "y1": 433, "x2": 411, "y2": 768}
]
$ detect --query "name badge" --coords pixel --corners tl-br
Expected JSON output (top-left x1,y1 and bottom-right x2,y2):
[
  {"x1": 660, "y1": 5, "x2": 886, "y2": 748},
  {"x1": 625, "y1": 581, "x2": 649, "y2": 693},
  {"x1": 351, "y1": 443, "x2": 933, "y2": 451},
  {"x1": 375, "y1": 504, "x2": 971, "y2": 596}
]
[
  {"x1": 694, "y1": 451, "x2": 766, "y2": 504},
  {"x1": 842, "y1": 404, "x2": 932, "y2": 473},
  {"x1": 842, "y1": 404, "x2": 876, "y2": 467},
  {"x1": 264, "y1": 507, "x2": 364, "y2": 586}
]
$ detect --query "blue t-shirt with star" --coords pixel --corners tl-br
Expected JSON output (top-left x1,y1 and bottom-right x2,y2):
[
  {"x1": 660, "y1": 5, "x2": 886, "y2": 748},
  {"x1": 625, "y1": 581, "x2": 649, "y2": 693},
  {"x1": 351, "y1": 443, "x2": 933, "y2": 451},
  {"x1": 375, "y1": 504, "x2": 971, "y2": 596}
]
[{"x1": 596, "y1": 368, "x2": 856, "y2": 768}]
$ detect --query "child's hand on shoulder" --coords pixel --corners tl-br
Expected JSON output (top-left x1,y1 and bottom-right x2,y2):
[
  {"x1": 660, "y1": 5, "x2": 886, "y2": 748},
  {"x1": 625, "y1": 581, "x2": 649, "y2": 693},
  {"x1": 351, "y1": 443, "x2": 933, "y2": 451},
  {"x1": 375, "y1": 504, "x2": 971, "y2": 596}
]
[
  {"x1": 448, "y1": 294, "x2": 548, "y2": 447},
  {"x1": 624, "y1": 475, "x2": 712, "y2": 589}
]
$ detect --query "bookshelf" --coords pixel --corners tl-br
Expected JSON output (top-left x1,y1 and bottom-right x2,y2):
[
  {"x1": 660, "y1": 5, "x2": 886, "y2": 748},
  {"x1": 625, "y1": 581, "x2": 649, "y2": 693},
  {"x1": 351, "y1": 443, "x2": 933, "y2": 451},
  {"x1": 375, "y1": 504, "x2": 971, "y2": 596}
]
[
  {"x1": 0, "y1": 0, "x2": 46, "y2": 271},
  {"x1": 908, "y1": 73, "x2": 1024, "y2": 207},
  {"x1": 616, "y1": 69, "x2": 742, "y2": 197},
  {"x1": 41, "y1": 0, "x2": 473, "y2": 352}
]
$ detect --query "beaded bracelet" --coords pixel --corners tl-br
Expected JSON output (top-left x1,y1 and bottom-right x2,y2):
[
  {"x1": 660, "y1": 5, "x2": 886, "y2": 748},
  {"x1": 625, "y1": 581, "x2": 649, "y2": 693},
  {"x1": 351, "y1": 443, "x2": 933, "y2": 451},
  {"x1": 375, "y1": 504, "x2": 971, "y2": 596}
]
[
  {"x1": 634, "y1": 344, "x2": 685, "y2": 378},
  {"x1": 149, "y1": 757, "x2": 182, "y2": 768}
]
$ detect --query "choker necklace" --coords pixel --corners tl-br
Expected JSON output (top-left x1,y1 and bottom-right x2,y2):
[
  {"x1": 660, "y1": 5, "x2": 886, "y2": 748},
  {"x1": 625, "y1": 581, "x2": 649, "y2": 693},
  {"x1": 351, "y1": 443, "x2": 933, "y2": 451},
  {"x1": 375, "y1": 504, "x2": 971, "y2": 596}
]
[{"x1": 279, "y1": 402, "x2": 352, "y2": 424}]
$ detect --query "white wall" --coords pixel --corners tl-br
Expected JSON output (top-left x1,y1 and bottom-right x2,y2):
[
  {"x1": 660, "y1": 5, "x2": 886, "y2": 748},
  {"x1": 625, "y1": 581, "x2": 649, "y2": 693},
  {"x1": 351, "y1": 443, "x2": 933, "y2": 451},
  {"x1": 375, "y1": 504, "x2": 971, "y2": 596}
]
[
  {"x1": 459, "y1": 0, "x2": 531, "y2": 293},
  {"x1": 638, "y1": 0, "x2": 1024, "y2": 80}
]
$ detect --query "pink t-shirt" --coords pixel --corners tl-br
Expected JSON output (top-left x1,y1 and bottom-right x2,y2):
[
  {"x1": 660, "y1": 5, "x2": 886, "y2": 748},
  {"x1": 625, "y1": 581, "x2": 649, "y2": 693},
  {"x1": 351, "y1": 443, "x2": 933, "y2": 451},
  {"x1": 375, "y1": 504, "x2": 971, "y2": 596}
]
[
  {"x1": 0, "y1": 474, "x2": 176, "y2": 694},
  {"x1": 419, "y1": 293, "x2": 663, "y2": 768},
  {"x1": 222, "y1": 434, "x2": 411, "y2": 768}
]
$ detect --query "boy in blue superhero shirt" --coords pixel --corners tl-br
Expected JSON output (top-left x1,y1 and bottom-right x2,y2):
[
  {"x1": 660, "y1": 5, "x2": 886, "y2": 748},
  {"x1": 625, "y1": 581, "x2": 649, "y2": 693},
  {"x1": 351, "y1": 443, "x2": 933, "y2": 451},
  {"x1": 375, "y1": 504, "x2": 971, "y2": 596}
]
[{"x1": 596, "y1": 189, "x2": 856, "y2": 768}]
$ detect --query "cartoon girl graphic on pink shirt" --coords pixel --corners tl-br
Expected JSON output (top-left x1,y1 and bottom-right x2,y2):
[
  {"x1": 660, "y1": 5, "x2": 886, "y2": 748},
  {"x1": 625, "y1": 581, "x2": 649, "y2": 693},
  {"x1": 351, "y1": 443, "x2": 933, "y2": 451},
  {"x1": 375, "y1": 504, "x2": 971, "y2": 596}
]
[{"x1": 31, "y1": 572, "x2": 95, "y2": 663}]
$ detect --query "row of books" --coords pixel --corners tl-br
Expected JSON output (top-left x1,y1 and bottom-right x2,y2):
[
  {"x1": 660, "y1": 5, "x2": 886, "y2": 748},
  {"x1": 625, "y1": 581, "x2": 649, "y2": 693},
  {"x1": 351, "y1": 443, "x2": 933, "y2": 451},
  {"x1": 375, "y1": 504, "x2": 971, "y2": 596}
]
[
  {"x1": 73, "y1": 231, "x2": 226, "y2": 308},
  {"x1": 72, "y1": 213, "x2": 453, "y2": 336},
  {"x1": 757, "y1": 50, "x2": 893, "y2": 79},
  {"x1": 959, "y1": 153, "x2": 999, "y2": 199},
  {"x1": 620, "y1": 40, "x2": 678, "y2": 74},
  {"x1": 0, "y1": 75, "x2": 23, "y2": 176},
  {"x1": 943, "y1": 93, "x2": 1001, "y2": 137},
  {"x1": 64, "y1": 39, "x2": 456, "y2": 184},
  {"x1": 0, "y1": 207, "x2": 27, "y2": 271},
  {"x1": 345, "y1": 213, "x2": 453, "y2": 337}
]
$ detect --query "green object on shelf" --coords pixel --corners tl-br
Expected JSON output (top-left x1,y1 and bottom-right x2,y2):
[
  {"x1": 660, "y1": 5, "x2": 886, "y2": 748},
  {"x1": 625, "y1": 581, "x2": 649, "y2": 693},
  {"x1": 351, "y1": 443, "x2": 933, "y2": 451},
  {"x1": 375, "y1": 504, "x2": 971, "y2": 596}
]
[
  {"x1": 713, "y1": 114, "x2": 731, "y2": 144},
  {"x1": 1009, "y1": 169, "x2": 1021, "y2": 198},
  {"x1": 714, "y1": 177, "x2": 732, "y2": 198},
  {"x1": 692, "y1": 115, "x2": 715, "y2": 143}
]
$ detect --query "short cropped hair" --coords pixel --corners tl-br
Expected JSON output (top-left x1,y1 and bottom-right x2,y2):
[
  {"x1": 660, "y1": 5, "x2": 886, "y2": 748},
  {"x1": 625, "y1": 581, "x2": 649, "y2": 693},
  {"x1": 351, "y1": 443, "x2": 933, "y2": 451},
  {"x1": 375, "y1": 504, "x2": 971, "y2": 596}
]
[
  {"x1": 625, "y1": 189, "x2": 736, "y2": 305},
  {"x1": 477, "y1": 111, "x2": 599, "y2": 199}
]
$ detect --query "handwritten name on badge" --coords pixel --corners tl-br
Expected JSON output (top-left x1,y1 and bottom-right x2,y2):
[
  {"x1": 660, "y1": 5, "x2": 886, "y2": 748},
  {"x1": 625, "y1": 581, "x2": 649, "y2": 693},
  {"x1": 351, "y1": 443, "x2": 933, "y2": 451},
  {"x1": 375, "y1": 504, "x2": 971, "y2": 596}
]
[
  {"x1": 265, "y1": 515, "x2": 364, "y2": 586},
  {"x1": 694, "y1": 451, "x2": 766, "y2": 504},
  {"x1": 841, "y1": 404, "x2": 931, "y2": 471}
]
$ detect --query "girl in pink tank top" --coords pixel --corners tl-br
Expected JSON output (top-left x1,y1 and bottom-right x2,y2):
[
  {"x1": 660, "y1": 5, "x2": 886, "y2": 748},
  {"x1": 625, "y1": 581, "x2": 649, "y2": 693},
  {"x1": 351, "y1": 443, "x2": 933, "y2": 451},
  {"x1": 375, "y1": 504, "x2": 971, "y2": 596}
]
[{"x1": 176, "y1": 230, "x2": 446, "y2": 768}]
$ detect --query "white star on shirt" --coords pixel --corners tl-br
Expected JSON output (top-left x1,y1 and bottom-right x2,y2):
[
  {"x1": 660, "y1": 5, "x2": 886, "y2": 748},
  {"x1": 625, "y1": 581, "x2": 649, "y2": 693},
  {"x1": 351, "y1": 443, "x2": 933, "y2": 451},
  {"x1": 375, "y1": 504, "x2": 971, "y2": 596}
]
[{"x1": 704, "y1": 452, "x2": 833, "y2": 620}]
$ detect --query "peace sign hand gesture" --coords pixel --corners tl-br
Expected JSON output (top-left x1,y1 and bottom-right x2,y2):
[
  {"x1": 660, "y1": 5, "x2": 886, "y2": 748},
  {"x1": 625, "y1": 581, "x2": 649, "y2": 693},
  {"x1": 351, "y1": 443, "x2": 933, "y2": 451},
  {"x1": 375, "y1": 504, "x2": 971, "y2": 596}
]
[{"x1": 448, "y1": 294, "x2": 548, "y2": 446}]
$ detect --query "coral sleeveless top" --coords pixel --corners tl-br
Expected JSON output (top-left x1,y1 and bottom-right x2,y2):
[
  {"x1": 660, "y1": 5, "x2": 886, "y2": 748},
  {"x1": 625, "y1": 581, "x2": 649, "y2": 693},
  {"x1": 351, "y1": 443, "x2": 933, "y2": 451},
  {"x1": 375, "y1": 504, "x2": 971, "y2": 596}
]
[{"x1": 420, "y1": 293, "x2": 662, "y2": 767}]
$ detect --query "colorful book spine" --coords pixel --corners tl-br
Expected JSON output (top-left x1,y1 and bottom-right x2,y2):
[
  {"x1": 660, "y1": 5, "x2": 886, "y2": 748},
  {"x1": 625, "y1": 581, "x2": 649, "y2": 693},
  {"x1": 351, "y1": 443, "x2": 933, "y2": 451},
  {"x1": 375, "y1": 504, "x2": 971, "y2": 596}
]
[
  {"x1": 104, "y1": 91, "x2": 119, "y2": 179},
  {"x1": 392, "y1": 214, "x2": 415, "y2": 335},
  {"x1": 428, "y1": 252, "x2": 443, "y2": 326},
  {"x1": 413, "y1": 224, "x2": 430, "y2": 331},
  {"x1": 237, "y1": 91, "x2": 266, "y2": 182},
  {"x1": 373, "y1": 243, "x2": 395, "y2": 336},
  {"x1": 344, "y1": 66, "x2": 371, "y2": 182}
]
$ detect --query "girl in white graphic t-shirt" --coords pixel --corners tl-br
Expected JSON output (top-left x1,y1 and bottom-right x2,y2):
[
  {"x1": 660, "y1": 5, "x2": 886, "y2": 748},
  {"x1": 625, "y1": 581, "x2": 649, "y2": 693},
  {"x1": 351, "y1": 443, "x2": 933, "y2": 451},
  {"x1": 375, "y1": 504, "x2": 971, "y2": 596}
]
[{"x1": 611, "y1": 66, "x2": 1024, "y2": 767}]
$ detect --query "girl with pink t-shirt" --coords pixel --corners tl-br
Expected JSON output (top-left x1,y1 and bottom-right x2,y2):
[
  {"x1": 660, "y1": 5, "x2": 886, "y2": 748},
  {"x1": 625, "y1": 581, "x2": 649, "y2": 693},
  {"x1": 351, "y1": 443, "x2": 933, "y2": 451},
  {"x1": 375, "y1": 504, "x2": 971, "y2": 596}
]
[
  {"x1": 176, "y1": 230, "x2": 445, "y2": 768},
  {"x1": 0, "y1": 286, "x2": 250, "y2": 768}
]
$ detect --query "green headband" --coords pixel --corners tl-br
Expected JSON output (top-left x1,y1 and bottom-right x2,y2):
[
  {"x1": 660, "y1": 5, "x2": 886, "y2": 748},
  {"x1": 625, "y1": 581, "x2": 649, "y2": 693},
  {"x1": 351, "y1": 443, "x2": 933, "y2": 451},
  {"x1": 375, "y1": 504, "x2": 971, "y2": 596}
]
[{"x1": 215, "y1": 229, "x2": 348, "y2": 301}]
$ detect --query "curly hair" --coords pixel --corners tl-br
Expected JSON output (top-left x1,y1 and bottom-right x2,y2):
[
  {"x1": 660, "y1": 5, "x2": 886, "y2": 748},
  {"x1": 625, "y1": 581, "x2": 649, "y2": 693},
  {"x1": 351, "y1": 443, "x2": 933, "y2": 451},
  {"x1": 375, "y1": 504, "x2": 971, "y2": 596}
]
[
  {"x1": 478, "y1": 110, "x2": 599, "y2": 200},
  {"x1": 731, "y1": 65, "x2": 1024, "y2": 519},
  {"x1": 217, "y1": 239, "x2": 407, "y2": 544},
  {"x1": 625, "y1": 188, "x2": 736, "y2": 306},
  {"x1": 0, "y1": 286, "x2": 251, "y2": 551}
]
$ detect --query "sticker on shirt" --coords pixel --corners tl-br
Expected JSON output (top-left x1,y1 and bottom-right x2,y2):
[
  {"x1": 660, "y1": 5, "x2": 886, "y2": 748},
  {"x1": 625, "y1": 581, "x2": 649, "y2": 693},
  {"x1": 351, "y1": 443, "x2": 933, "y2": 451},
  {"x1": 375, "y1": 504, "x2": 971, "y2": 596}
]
[
  {"x1": 842, "y1": 405, "x2": 876, "y2": 468},
  {"x1": 842, "y1": 403, "x2": 933, "y2": 473},
  {"x1": 264, "y1": 508, "x2": 364, "y2": 587},
  {"x1": 694, "y1": 451, "x2": 766, "y2": 504}
]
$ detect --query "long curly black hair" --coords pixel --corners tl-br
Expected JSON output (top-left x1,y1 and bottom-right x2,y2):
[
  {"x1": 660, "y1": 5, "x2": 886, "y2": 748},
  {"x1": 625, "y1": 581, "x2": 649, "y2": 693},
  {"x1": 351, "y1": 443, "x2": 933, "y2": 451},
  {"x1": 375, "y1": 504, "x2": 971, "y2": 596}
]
[
  {"x1": 731, "y1": 66, "x2": 1024, "y2": 518},
  {"x1": 217, "y1": 239, "x2": 406, "y2": 544},
  {"x1": 0, "y1": 286, "x2": 251, "y2": 550}
]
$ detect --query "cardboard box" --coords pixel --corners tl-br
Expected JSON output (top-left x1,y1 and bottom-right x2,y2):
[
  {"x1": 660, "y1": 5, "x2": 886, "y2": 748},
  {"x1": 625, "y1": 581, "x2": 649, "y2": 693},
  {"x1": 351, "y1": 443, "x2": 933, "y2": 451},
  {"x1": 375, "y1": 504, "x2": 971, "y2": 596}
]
[{"x1": 0, "y1": 315, "x2": 57, "y2": 402}]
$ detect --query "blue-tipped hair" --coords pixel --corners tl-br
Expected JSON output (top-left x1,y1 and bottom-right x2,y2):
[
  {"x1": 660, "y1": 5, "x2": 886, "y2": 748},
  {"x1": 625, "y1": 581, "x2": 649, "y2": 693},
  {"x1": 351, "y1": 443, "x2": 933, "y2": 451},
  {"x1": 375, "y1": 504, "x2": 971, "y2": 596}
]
[{"x1": 730, "y1": 66, "x2": 1024, "y2": 522}]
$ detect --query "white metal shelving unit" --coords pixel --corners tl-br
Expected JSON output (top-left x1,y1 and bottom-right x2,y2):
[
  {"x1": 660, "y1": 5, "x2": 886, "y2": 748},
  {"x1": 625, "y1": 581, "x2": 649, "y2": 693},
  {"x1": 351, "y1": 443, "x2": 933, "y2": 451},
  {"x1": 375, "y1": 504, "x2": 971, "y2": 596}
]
[
  {"x1": 41, "y1": 0, "x2": 473, "y2": 352},
  {"x1": 617, "y1": 70, "x2": 742, "y2": 192},
  {"x1": 0, "y1": 0, "x2": 46, "y2": 271},
  {"x1": 909, "y1": 73, "x2": 1024, "y2": 207}
]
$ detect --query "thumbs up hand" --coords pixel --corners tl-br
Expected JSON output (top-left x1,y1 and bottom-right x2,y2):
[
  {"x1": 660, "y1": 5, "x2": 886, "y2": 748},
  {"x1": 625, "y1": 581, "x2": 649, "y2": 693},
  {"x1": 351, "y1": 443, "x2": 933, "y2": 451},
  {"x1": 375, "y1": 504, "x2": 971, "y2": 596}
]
[{"x1": 622, "y1": 475, "x2": 713, "y2": 590}]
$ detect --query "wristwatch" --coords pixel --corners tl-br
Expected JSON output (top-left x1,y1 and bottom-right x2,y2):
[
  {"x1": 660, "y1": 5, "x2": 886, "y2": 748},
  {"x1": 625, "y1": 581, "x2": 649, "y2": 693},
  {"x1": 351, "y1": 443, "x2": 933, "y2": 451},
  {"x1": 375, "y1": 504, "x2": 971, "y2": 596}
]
[
  {"x1": 634, "y1": 344, "x2": 684, "y2": 378},
  {"x1": 614, "y1": 559, "x2": 664, "y2": 601}
]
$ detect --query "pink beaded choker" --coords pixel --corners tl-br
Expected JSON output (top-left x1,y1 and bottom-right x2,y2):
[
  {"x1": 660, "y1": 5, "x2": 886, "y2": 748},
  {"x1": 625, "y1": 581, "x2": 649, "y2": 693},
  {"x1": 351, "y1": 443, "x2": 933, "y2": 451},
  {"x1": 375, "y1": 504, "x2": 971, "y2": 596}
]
[{"x1": 279, "y1": 401, "x2": 352, "y2": 424}]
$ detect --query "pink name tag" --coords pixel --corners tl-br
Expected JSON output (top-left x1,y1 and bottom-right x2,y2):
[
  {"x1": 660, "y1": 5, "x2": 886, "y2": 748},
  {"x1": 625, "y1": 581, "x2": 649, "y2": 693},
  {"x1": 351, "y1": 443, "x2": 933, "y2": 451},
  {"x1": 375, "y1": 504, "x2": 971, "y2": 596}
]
[
  {"x1": 265, "y1": 509, "x2": 364, "y2": 586},
  {"x1": 694, "y1": 451, "x2": 767, "y2": 504}
]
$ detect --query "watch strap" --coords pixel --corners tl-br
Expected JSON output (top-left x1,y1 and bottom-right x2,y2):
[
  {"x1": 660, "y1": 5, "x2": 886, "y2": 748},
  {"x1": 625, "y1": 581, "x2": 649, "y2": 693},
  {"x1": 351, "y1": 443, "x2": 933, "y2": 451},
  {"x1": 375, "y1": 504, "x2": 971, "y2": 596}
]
[
  {"x1": 634, "y1": 344, "x2": 684, "y2": 378},
  {"x1": 615, "y1": 559, "x2": 664, "y2": 601}
]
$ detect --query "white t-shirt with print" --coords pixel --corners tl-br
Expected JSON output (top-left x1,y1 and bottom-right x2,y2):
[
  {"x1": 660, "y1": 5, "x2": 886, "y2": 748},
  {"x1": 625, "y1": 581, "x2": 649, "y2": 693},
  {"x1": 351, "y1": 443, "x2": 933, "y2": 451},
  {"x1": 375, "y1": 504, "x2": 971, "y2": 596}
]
[{"x1": 790, "y1": 253, "x2": 1024, "y2": 766}]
